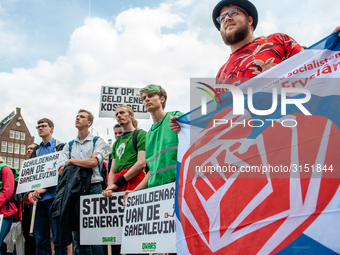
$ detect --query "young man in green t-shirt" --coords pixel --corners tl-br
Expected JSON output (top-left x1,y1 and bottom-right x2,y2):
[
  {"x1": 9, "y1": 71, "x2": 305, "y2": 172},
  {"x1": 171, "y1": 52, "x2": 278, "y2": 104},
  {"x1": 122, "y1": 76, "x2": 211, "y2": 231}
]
[
  {"x1": 102, "y1": 105, "x2": 146, "y2": 197},
  {"x1": 125, "y1": 84, "x2": 183, "y2": 193}
]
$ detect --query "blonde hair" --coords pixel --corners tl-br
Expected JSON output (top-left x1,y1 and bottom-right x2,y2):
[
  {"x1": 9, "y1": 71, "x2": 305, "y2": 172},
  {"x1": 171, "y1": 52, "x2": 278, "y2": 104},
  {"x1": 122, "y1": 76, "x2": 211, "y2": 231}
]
[
  {"x1": 116, "y1": 105, "x2": 138, "y2": 128},
  {"x1": 78, "y1": 109, "x2": 94, "y2": 126}
]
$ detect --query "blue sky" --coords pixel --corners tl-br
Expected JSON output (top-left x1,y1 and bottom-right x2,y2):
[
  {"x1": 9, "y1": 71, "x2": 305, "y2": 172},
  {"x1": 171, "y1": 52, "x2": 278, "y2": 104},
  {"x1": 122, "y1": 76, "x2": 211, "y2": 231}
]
[
  {"x1": 0, "y1": 0, "x2": 167, "y2": 72},
  {"x1": 0, "y1": 0, "x2": 338, "y2": 144}
]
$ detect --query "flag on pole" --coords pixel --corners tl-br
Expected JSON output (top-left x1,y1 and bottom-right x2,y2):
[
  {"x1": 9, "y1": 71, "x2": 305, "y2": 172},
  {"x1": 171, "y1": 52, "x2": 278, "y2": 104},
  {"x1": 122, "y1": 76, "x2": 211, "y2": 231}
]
[{"x1": 176, "y1": 33, "x2": 340, "y2": 255}]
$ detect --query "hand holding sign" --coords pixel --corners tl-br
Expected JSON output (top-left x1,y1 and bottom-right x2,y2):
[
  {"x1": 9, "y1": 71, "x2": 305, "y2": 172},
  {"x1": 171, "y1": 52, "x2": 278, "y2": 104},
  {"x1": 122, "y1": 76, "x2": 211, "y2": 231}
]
[
  {"x1": 17, "y1": 152, "x2": 61, "y2": 194},
  {"x1": 122, "y1": 190, "x2": 134, "y2": 207},
  {"x1": 28, "y1": 189, "x2": 46, "y2": 205}
]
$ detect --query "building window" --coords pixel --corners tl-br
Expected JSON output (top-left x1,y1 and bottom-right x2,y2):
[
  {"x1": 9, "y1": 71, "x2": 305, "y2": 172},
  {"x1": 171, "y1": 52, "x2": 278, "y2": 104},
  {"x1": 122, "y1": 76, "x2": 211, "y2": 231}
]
[
  {"x1": 8, "y1": 143, "x2": 13, "y2": 153},
  {"x1": 7, "y1": 157, "x2": 12, "y2": 167},
  {"x1": 14, "y1": 158, "x2": 19, "y2": 169},
  {"x1": 15, "y1": 131, "x2": 20, "y2": 140},
  {"x1": 1, "y1": 141, "x2": 7, "y2": 152},
  {"x1": 1, "y1": 157, "x2": 6, "y2": 163},
  {"x1": 9, "y1": 130, "x2": 14, "y2": 139},
  {"x1": 14, "y1": 144, "x2": 20, "y2": 154},
  {"x1": 20, "y1": 159, "x2": 25, "y2": 169},
  {"x1": 21, "y1": 144, "x2": 26, "y2": 155},
  {"x1": 21, "y1": 132, "x2": 25, "y2": 140}
]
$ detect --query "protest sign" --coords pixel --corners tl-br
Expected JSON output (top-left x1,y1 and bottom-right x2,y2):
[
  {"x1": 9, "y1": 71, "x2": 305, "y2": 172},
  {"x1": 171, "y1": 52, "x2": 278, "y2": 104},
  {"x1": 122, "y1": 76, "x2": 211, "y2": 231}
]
[
  {"x1": 99, "y1": 86, "x2": 150, "y2": 119},
  {"x1": 16, "y1": 152, "x2": 61, "y2": 194},
  {"x1": 80, "y1": 192, "x2": 125, "y2": 245},
  {"x1": 121, "y1": 182, "x2": 176, "y2": 254}
]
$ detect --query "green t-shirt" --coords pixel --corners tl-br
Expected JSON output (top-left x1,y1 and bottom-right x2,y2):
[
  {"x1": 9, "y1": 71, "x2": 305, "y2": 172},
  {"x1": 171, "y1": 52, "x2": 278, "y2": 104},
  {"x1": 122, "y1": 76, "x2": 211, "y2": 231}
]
[
  {"x1": 112, "y1": 129, "x2": 147, "y2": 173},
  {"x1": 146, "y1": 111, "x2": 183, "y2": 188}
]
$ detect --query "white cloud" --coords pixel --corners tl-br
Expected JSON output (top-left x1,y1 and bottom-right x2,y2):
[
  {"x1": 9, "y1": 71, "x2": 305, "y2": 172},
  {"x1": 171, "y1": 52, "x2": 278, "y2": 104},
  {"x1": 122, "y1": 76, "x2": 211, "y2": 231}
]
[
  {"x1": 253, "y1": 0, "x2": 338, "y2": 46},
  {"x1": 0, "y1": 0, "x2": 338, "y2": 146},
  {"x1": 0, "y1": 2, "x2": 223, "y2": 145}
]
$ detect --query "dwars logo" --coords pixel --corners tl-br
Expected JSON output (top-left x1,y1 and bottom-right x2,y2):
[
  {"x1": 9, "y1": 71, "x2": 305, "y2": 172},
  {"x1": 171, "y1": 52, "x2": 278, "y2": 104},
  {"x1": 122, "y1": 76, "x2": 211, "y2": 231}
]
[{"x1": 178, "y1": 107, "x2": 340, "y2": 255}]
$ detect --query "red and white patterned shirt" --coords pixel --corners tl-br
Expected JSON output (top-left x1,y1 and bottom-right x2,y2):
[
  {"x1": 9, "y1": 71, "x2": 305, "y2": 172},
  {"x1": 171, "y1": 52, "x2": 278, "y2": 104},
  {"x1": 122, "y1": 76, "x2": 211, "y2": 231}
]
[{"x1": 216, "y1": 33, "x2": 304, "y2": 94}]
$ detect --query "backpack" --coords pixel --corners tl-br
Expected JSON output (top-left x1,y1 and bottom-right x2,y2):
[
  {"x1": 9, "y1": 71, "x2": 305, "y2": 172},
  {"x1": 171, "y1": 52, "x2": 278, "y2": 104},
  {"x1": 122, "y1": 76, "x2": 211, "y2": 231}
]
[
  {"x1": 0, "y1": 162, "x2": 21, "y2": 210},
  {"x1": 31, "y1": 141, "x2": 65, "y2": 159},
  {"x1": 113, "y1": 129, "x2": 149, "y2": 173},
  {"x1": 25, "y1": 140, "x2": 65, "y2": 209},
  {"x1": 113, "y1": 129, "x2": 140, "y2": 152},
  {"x1": 68, "y1": 136, "x2": 107, "y2": 189}
]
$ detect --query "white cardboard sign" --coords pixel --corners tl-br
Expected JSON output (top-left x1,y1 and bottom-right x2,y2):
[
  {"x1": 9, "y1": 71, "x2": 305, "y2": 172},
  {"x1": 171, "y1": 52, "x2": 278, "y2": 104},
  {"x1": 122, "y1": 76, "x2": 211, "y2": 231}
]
[
  {"x1": 121, "y1": 182, "x2": 176, "y2": 254},
  {"x1": 80, "y1": 192, "x2": 125, "y2": 245},
  {"x1": 99, "y1": 86, "x2": 150, "y2": 119},
  {"x1": 16, "y1": 152, "x2": 61, "y2": 194}
]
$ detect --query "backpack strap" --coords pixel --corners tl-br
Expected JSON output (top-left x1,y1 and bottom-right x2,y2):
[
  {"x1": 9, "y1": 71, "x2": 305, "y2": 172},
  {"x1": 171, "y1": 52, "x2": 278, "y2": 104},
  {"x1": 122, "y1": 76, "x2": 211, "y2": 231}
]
[
  {"x1": 68, "y1": 136, "x2": 98, "y2": 159},
  {"x1": 93, "y1": 136, "x2": 99, "y2": 151},
  {"x1": 0, "y1": 162, "x2": 19, "y2": 181},
  {"x1": 30, "y1": 145, "x2": 40, "y2": 159},
  {"x1": 68, "y1": 140, "x2": 74, "y2": 159},
  {"x1": 55, "y1": 140, "x2": 65, "y2": 152},
  {"x1": 112, "y1": 130, "x2": 139, "y2": 160},
  {"x1": 32, "y1": 141, "x2": 64, "y2": 158},
  {"x1": 131, "y1": 129, "x2": 150, "y2": 173},
  {"x1": 132, "y1": 129, "x2": 141, "y2": 152}
]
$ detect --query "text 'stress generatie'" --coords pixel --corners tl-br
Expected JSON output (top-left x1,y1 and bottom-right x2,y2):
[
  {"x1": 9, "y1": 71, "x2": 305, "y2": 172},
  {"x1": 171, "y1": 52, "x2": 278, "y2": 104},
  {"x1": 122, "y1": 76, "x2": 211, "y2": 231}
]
[
  {"x1": 121, "y1": 182, "x2": 176, "y2": 254},
  {"x1": 16, "y1": 152, "x2": 61, "y2": 194},
  {"x1": 99, "y1": 86, "x2": 150, "y2": 119},
  {"x1": 80, "y1": 192, "x2": 125, "y2": 245}
]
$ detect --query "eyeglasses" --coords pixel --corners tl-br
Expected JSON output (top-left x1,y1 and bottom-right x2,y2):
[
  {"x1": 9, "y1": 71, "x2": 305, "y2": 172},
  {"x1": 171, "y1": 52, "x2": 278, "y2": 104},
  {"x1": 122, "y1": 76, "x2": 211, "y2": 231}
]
[
  {"x1": 216, "y1": 8, "x2": 247, "y2": 24},
  {"x1": 36, "y1": 124, "x2": 49, "y2": 129}
]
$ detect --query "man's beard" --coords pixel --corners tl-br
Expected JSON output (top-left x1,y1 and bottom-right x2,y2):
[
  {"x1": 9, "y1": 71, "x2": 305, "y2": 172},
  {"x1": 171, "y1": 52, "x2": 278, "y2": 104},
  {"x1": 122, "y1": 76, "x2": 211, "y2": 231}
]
[{"x1": 221, "y1": 20, "x2": 251, "y2": 46}]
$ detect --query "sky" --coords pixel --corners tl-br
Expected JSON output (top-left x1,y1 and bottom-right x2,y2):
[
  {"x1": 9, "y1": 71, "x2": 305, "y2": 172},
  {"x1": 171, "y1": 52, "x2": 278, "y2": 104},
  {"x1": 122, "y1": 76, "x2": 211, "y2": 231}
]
[{"x1": 0, "y1": 0, "x2": 338, "y2": 145}]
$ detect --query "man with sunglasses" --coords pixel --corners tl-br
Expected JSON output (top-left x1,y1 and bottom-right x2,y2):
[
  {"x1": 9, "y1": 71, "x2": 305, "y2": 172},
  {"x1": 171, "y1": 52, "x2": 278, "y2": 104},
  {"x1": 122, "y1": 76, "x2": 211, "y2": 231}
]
[{"x1": 27, "y1": 118, "x2": 67, "y2": 255}]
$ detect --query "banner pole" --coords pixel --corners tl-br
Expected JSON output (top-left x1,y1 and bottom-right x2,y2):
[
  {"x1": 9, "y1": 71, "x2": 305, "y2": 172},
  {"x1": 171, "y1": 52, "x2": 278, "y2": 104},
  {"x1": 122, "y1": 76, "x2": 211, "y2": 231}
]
[
  {"x1": 29, "y1": 203, "x2": 37, "y2": 236},
  {"x1": 107, "y1": 245, "x2": 112, "y2": 255}
]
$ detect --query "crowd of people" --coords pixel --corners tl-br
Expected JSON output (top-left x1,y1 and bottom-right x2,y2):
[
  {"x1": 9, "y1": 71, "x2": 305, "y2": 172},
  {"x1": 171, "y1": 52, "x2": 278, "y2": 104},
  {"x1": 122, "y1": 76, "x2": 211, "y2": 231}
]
[
  {"x1": 0, "y1": 0, "x2": 339, "y2": 254},
  {"x1": 0, "y1": 83, "x2": 181, "y2": 255}
]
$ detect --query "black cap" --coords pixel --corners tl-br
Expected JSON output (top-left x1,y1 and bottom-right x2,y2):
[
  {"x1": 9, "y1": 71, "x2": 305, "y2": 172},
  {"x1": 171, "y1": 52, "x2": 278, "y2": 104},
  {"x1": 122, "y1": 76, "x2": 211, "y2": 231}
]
[{"x1": 212, "y1": 0, "x2": 258, "y2": 31}]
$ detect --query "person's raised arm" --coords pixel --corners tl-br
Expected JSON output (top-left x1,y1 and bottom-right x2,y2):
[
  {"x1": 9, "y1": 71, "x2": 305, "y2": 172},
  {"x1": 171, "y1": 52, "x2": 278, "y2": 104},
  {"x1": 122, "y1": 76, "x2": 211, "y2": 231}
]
[
  {"x1": 333, "y1": 26, "x2": 340, "y2": 36},
  {"x1": 170, "y1": 116, "x2": 181, "y2": 134}
]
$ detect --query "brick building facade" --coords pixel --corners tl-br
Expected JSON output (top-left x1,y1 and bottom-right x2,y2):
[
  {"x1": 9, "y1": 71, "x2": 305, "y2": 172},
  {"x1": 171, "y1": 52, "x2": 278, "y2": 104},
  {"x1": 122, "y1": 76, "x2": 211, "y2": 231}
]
[{"x1": 0, "y1": 107, "x2": 34, "y2": 169}]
